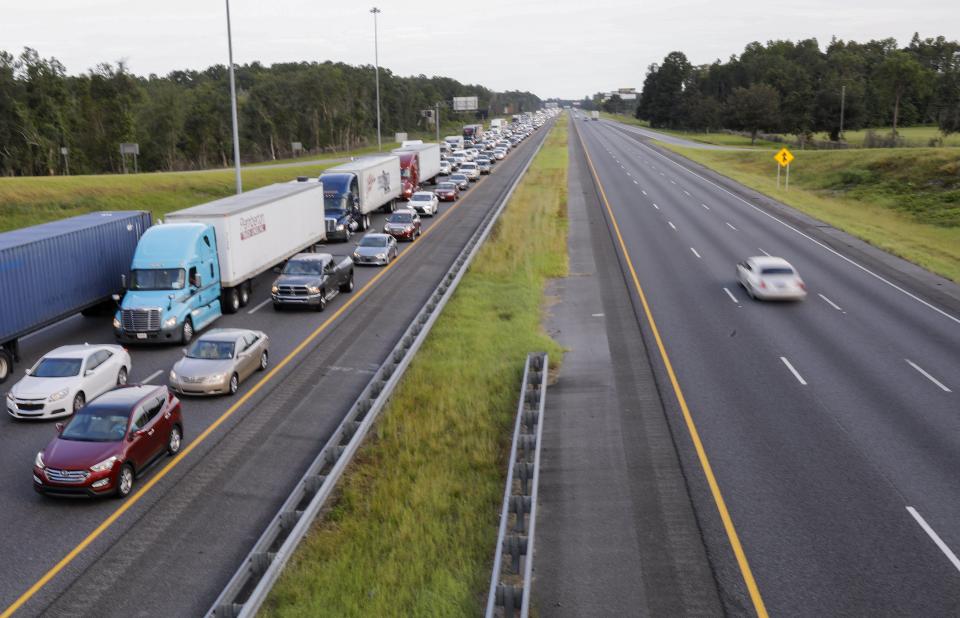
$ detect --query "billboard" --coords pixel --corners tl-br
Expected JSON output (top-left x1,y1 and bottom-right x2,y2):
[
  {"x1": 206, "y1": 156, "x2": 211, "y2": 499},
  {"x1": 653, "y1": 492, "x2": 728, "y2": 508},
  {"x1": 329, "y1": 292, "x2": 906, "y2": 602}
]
[{"x1": 453, "y1": 96, "x2": 479, "y2": 111}]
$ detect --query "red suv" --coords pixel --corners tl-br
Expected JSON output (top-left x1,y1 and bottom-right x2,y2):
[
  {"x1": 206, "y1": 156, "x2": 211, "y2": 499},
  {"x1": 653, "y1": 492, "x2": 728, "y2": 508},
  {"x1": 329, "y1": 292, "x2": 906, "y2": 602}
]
[{"x1": 33, "y1": 385, "x2": 183, "y2": 498}]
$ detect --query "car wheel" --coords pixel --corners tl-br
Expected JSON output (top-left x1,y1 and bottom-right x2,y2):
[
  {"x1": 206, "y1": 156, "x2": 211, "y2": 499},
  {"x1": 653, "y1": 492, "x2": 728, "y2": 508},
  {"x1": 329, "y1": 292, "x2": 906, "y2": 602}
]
[
  {"x1": 259, "y1": 351, "x2": 269, "y2": 371},
  {"x1": 181, "y1": 319, "x2": 194, "y2": 345},
  {"x1": 239, "y1": 282, "x2": 251, "y2": 307},
  {"x1": 340, "y1": 273, "x2": 354, "y2": 293},
  {"x1": 167, "y1": 425, "x2": 183, "y2": 455},
  {"x1": 316, "y1": 291, "x2": 326, "y2": 312},
  {"x1": 0, "y1": 350, "x2": 10, "y2": 384},
  {"x1": 272, "y1": 303, "x2": 283, "y2": 312},
  {"x1": 115, "y1": 464, "x2": 134, "y2": 499},
  {"x1": 228, "y1": 373, "x2": 239, "y2": 395},
  {"x1": 72, "y1": 392, "x2": 85, "y2": 415},
  {"x1": 117, "y1": 367, "x2": 128, "y2": 386}
]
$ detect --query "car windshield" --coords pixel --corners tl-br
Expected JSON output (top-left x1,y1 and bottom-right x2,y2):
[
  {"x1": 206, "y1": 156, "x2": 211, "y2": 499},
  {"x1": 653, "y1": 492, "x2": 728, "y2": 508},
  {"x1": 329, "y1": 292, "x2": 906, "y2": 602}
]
[
  {"x1": 388, "y1": 212, "x2": 414, "y2": 223},
  {"x1": 186, "y1": 340, "x2": 235, "y2": 360},
  {"x1": 411, "y1": 194, "x2": 431, "y2": 201},
  {"x1": 761, "y1": 267, "x2": 795, "y2": 276},
  {"x1": 282, "y1": 260, "x2": 323, "y2": 275},
  {"x1": 60, "y1": 407, "x2": 130, "y2": 442},
  {"x1": 32, "y1": 358, "x2": 82, "y2": 378},
  {"x1": 461, "y1": 163, "x2": 476, "y2": 169},
  {"x1": 131, "y1": 268, "x2": 185, "y2": 291},
  {"x1": 360, "y1": 236, "x2": 388, "y2": 248},
  {"x1": 438, "y1": 183, "x2": 455, "y2": 190}
]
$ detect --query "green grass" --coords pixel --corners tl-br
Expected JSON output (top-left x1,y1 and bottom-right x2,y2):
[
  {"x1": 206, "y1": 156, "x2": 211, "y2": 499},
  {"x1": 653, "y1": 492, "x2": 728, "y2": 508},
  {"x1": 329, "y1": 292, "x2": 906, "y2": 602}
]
[
  {"x1": 663, "y1": 145, "x2": 960, "y2": 281},
  {"x1": 261, "y1": 120, "x2": 569, "y2": 617},
  {"x1": 813, "y1": 126, "x2": 960, "y2": 148},
  {"x1": 600, "y1": 113, "x2": 780, "y2": 148},
  {"x1": 0, "y1": 164, "x2": 340, "y2": 233}
]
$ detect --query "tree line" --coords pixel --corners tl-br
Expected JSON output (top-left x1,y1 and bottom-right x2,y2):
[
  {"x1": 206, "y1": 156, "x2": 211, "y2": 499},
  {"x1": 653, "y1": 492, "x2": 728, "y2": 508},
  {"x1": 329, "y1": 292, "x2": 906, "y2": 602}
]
[
  {"x1": 597, "y1": 34, "x2": 960, "y2": 144},
  {"x1": 0, "y1": 48, "x2": 541, "y2": 176}
]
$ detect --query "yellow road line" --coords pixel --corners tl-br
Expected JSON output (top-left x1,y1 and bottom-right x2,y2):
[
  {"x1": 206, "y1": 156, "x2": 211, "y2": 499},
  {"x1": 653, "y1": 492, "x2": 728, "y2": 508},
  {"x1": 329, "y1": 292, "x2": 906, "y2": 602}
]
[
  {"x1": 0, "y1": 160, "x2": 503, "y2": 618},
  {"x1": 574, "y1": 122, "x2": 769, "y2": 618}
]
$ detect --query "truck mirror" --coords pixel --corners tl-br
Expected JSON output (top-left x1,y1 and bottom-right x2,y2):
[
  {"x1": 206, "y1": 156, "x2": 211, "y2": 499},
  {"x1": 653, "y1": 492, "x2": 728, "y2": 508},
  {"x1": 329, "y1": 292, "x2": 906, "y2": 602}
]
[
  {"x1": 120, "y1": 274, "x2": 127, "y2": 290},
  {"x1": 111, "y1": 294, "x2": 121, "y2": 302}
]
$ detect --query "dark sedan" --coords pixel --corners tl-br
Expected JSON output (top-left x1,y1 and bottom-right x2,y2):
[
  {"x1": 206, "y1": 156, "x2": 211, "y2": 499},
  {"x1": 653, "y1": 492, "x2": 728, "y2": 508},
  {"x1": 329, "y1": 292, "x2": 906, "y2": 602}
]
[
  {"x1": 383, "y1": 210, "x2": 422, "y2": 241},
  {"x1": 448, "y1": 173, "x2": 470, "y2": 191},
  {"x1": 435, "y1": 181, "x2": 460, "y2": 202}
]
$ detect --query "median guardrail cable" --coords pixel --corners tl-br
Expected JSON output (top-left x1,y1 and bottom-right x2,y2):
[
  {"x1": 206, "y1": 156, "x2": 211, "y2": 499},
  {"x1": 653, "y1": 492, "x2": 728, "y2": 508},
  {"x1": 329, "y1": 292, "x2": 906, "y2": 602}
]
[
  {"x1": 484, "y1": 352, "x2": 548, "y2": 618},
  {"x1": 207, "y1": 125, "x2": 551, "y2": 618}
]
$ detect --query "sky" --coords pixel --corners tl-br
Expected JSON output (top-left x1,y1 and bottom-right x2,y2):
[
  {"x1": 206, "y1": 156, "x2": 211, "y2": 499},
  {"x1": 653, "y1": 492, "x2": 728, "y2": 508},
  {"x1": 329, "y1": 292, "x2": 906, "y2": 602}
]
[{"x1": 1, "y1": 0, "x2": 957, "y2": 100}]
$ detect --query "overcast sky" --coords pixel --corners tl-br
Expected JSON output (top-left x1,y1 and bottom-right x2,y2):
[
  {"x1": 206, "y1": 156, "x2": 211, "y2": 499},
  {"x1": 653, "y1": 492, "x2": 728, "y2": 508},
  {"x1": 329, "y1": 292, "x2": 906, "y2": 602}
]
[{"x1": 1, "y1": 0, "x2": 957, "y2": 99}]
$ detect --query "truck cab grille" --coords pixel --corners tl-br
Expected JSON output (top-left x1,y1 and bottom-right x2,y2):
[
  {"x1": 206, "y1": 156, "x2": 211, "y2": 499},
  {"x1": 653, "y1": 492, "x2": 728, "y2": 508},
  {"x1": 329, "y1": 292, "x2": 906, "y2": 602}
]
[
  {"x1": 278, "y1": 285, "x2": 311, "y2": 296},
  {"x1": 121, "y1": 308, "x2": 161, "y2": 332}
]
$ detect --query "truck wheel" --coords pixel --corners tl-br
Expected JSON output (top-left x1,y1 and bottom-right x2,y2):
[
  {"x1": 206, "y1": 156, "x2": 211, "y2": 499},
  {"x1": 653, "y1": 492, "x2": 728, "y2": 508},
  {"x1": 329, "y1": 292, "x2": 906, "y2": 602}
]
[
  {"x1": 0, "y1": 350, "x2": 11, "y2": 384},
  {"x1": 316, "y1": 291, "x2": 327, "y2": 312},
  {"x1": 340, "y1": 273, "x2": 354, "y2": 293},
  {"x1": 181, "y1": 319, "x2": 194, "y2": 345},
  {"x1": 239, "y1": 282, "x2": 251, "y2": 307},
  {"x1": 362, "y1": 215, "x2": 370, "y2": 231},
  {"x1": 223, "y1": 288, "x2": 240, "y2": 314}
]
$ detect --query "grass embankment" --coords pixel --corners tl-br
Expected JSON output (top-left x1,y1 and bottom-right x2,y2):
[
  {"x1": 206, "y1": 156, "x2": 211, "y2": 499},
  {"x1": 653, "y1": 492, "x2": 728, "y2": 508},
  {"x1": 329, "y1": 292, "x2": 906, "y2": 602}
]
[
  {"x1": 262, "y1": 121, "x2": 569, "y2": 617},
  {"x1": 599, "y1": 112, "x2": 779, "y2": 148},
  {"x1": 815, "y1": 126, "x2": 960, "y2": 148},
  {"x1": 665, "y1": 145, "x2": 960, "y2": 282},
  {"x1": 0, "y1": 164, "x2": 338, "y2": 232}
]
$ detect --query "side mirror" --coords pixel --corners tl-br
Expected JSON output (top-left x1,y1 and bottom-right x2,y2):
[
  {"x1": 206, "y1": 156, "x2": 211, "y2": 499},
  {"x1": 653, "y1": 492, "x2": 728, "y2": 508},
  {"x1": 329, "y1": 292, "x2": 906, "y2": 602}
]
[
  {"x1": 55, "y1": 422, "x2": 64, "y2": 433},
  {"x1": 24, "y1": 368, "x2": 32, "y2": 376},
  {"x1": 181, "y1": 348, "x2": 188, "y2": 355},
  {"x1": 111, "y1": 293, "x2": 121, "y2": 302},
  {"x1": 84, "y1": 369, "x2": 94, "y2": 377},
  {"x1": 120, "y1": 274, "x2": 127, "y2": 290},
  {"x1": 272, "y1": 266, "x2": 282, "y2": 273}
]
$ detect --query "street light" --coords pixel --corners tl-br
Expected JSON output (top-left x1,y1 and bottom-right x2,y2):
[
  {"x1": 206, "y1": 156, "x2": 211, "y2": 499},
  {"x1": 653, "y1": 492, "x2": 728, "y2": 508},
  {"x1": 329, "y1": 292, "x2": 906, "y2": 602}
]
[
  {"x1": 370, "y1": 7, "x2": 382, "y2": 151},
  {"x1": 225, "y1": 0, "x2": 242, "y2": 194}
]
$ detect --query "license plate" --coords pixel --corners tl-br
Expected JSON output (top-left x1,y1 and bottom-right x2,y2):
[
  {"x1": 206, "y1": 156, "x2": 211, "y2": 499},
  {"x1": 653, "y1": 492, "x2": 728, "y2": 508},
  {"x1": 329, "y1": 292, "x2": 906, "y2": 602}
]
[{"x1": 136, "y1": 333, "x2": 147, "y2": 339}]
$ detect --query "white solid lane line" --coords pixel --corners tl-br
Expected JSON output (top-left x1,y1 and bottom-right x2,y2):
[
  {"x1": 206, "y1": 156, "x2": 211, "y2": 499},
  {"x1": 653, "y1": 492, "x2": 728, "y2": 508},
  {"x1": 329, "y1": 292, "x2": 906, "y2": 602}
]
[
  {"x1": 758, "y1": 247, "x2": 771, "y2": 256},
  {"x1": 905, "y1": 359, "x2": 952, "y2": 393},
  {"x1": 818, "y1": 293, "x2": 844, "y2": 312},
  {"x1": 701, "y1": 203, "x2": 710, "y2": 210},
  {"x1": 780, "y1": 356, "x2": 807, "y2": 385},
  {"x1": 723, "y1": 287, "x2": 740, "y2": 305},
  {"x1": 907, "y1": 507, "x2": 960, "y2": 573},
  {"x1": 247, "y1": 297, "x2": 273, "y2": 314},
  {"x1": 726, "y1": 222, "x2": 738, "y2": 231},
  {"x1": 668, "y1": 221, "x2": 677, "y2": 230},
  {"x1": 690, "y1": 247, "x2": 702, "y2": 259},
  {"x1": 141, "y1": 370, "x2": 164, "y2": 384}
]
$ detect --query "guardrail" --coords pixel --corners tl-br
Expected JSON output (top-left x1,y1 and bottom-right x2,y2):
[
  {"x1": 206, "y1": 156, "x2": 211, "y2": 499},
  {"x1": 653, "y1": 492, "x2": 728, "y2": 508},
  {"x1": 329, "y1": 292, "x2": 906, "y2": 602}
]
[
  {"x1": 208, "y1": 125, "x2": 550, "y2": 618},
  {"x1": 485, "y1": 352, "x2": 548, "y2": 618}
]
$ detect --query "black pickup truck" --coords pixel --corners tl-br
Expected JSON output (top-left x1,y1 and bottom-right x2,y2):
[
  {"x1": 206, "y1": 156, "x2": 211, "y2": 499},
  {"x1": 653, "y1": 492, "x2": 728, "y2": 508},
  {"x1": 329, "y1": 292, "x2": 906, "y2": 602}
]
[{"x1": 270, "y1": 252, "x2": 355, "y2": 311}]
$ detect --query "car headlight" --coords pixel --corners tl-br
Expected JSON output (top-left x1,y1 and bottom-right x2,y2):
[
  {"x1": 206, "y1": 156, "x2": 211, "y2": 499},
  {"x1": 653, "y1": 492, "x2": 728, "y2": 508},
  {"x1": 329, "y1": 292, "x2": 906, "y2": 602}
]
[
  {"x1": 271, "y1": 285, "x2": 279, "y2": 294},
  {"x1": 169, "y1": 369, "x2": 177, "y2": 381},
  {"x1": 112, "y1": 317, "x2": 121, "y2": 329},
  {"x1": 163, "y1": 316, "x2": 177, "y2": 329},
  {"x1": 6, "y1": 392, "x2": 13, "y2": 403},
  {"x1": 205, "y1": 373, "x2": 227, "y2": 384},
  {"x1": 377, "y1": 252, "x2": 387, "y2": 260},
  {"x1": 48, "y1": 388, "x2": 69, "y2": 402},
  {"x1": 336, "y1": 224, "x2": 345, "y2": 231},
  {"x1": 90, "y1": 455, "x2": 118, "y2": 473},
  {"x1": 306, "y1": 285, "x2": 321, "y2": 294},
  {"x1": 352, "y1": 252, "x2": 360, "y2": 260},
  {"x1": 35, "y1": 451, "x2": 45, "y2": 469}
]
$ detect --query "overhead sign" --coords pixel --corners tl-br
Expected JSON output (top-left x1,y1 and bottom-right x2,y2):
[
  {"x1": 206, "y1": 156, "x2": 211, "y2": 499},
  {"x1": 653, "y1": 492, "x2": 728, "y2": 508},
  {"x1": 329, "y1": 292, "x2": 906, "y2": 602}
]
[
  {"x1": 453, "y1": 96, "x2": 478, "y2": 111},
  {"x1": 774, "y1": 147, "x2": 794, "y2": 168},
  {"x1": 119, "y1": 143, "x2": 139, "y2": 155}
]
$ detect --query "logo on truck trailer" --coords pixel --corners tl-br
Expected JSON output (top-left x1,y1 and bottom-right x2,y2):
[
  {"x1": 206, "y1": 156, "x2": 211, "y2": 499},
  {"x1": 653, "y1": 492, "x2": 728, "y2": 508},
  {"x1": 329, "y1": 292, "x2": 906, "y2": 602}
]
[
  {"x1": 239, "y1": 213, "x2": 266, "y2": 240},
  {"x1": 367, "y1": 170, "x2": 392, "y2": 195}
]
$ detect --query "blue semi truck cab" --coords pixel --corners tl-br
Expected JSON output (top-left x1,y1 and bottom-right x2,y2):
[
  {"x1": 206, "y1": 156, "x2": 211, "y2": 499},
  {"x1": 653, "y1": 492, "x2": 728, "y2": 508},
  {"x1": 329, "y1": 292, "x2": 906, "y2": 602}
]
[
  {"x1": 113, "y1": 223, "x2": 223, "y2": 344},
  {"x1": 319, "y1": 173, "x2": 365, "y2": 240}
]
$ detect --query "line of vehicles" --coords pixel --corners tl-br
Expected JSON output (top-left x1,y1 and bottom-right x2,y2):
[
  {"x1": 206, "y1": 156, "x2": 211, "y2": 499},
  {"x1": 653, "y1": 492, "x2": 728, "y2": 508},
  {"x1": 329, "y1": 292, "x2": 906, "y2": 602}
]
[{"x1": 2, "y1": 108, "x2": 559, "y2": 499}]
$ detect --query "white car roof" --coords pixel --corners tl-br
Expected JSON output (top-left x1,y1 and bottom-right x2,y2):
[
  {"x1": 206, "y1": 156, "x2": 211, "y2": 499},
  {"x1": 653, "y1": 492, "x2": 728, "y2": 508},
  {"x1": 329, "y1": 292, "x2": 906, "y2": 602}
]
[
  {"x1": 412, "y1": 191, "x2": 435, "y2": 198},
  {"x1": 44, "y1": 344, "x2": 118, "y2": 359},
  {"x1": 748, "y1": 256, "x2": 794, "y2": 268}
]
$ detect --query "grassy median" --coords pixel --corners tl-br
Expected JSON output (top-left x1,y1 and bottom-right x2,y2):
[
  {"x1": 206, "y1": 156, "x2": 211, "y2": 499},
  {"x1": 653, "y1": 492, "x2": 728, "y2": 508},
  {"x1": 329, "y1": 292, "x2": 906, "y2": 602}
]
[
  {"x1": 261, "y1": 121, "x2": 569, "y2": 617},
  {"x1": 664, "y1": 145, "x2": 960, "y2": 282}
]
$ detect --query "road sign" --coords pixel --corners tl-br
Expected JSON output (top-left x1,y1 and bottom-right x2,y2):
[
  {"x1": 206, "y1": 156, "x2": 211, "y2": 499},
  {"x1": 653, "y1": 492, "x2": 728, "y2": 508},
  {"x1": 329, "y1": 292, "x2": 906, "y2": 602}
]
[
  {"x1": 453, "y1": 96, "x2": 478, "y2": 111},
  {"x1": 774, "y1": 147, "x2": 794, "y2": 168}
]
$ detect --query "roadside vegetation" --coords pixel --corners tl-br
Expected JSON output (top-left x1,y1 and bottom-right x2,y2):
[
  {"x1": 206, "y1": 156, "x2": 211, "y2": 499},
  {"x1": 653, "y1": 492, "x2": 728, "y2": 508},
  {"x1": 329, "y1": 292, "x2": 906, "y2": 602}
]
[
  {"x1": 663, "y1": 144, "x2": 960, "y2": 282},
  {"x1": 262, "y1": 121, "x2": 569, "y2": 617}
]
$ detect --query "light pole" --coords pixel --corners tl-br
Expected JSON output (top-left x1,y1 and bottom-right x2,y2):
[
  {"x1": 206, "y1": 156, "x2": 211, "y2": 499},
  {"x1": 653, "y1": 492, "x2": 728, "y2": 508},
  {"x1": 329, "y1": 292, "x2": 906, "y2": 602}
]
[
  {"x1": 839, "y1": 84, "x2": 846, "y2": 141},
  {"x1": 370, "y1": 7, "x2": 382, "y2": 151},
  {"x1": 225, "y1": 0, "x2": 242, "y2": 194}
]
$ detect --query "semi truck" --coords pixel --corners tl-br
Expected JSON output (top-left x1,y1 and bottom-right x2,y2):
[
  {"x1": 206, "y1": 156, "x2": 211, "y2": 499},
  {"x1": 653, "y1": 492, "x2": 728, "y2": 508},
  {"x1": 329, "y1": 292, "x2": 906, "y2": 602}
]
[
  {"x1": 392, "y1": 142, "x2": 442, "y2": 198},
  {"x1": 462, "y1": 124, "x2": 484, "y2": 140},
  {"x1": 0, "y1": 211, "x2": 152, "y2": 382},
  {"x1": 113, "y1": 182, "x2": 327, "y2": 344},
  {"x1": 319, "y1": 155, "x2": 402, "y2": 234}
]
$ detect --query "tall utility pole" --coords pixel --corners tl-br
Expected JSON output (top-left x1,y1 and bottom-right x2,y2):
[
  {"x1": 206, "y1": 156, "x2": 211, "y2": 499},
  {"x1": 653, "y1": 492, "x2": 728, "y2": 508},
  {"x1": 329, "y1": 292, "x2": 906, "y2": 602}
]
[
  {"x1": 839, "y1": 84, "x2": 846, "y2": 141},
  {"x1": 435, "y1": 101, "x2": 441, "y2": 143},
  {"x1": 226, "y1": 0, "x2": 242, "y2": 194},
  {"x1": 370, "y1": 7, "x2": 382, "y2": 151}
]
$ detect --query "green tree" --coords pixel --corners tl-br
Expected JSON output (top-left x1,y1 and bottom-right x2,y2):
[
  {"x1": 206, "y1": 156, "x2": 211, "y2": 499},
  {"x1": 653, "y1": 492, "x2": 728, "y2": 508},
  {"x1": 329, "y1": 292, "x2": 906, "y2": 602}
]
[
  {"x1": 725, "y1": 83, "x2": 780, "y2": 144},
  {"x1": 875, "y1": 51, "x2": 933, "y2": 135}
]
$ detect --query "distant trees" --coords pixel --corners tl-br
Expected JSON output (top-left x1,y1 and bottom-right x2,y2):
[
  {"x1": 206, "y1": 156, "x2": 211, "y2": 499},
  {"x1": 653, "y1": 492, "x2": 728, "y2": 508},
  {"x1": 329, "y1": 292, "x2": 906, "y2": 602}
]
[
  {"x1": 0, "y1": 50, "x2": 541, "y2": 176},
  {"x1": 631, "y1": 34, "x2": 960, "y2": 142}
]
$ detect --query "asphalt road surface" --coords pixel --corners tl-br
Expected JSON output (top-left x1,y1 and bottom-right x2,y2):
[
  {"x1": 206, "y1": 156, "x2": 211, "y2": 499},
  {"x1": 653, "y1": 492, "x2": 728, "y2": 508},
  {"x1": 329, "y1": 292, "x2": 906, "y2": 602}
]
[
  {"x1": 0, "y1": 123, "x2": 551, "y2": 617},
  {"x1": 572, "y1": 116, "x2": 960, "y2": 615}
]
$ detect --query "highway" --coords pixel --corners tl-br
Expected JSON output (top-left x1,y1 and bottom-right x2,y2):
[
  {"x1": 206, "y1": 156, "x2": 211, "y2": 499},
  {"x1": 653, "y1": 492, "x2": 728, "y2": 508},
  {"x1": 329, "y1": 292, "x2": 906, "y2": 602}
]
[
  {"x1": 572, "y1": 116, "x2": 960, "y2": 615},
  {"x1": 0, "y1": 123, "x2": 551, "y2": 617}
]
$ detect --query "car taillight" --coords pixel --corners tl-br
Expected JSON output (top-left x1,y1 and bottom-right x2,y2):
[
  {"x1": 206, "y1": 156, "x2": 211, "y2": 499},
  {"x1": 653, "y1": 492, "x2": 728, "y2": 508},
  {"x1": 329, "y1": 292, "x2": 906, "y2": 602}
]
[
  {"x1": 797, "y1": 279, "x2": 806, "y2": 290},
  {"x1": 759, "y1": 280, "x2": 767, "y2": 289}
]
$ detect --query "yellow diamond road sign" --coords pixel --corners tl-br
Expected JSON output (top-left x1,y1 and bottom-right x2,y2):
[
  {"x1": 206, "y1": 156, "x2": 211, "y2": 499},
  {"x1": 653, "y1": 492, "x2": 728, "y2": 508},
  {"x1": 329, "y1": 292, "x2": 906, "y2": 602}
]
[{"x1": 775, "y1": 147, "x2": 794, "y2": 167}]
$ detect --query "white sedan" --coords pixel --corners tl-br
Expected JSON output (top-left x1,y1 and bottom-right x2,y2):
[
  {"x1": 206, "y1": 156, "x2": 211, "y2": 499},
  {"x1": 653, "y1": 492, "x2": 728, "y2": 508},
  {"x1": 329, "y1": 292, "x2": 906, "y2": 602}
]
[
  {"x1": 408, "y1": 191, "x2": 439, "y2": 216},
  {"x1": 6, "y1": 344, "x2": 131, "y2": 419},
  {"x1": 736, "y1": 256, "x2": 807, "y2": 301}
]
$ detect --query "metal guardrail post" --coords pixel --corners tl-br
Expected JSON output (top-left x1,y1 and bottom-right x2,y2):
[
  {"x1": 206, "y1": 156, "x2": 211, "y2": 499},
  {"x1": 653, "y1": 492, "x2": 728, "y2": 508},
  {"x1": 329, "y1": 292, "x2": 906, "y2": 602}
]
[
  {"x1": 485, "y1": 352, "x2": 548, "y2": 618},
  {"x1": 207, "y1": 123, "x2": 553, "y2": 618}
]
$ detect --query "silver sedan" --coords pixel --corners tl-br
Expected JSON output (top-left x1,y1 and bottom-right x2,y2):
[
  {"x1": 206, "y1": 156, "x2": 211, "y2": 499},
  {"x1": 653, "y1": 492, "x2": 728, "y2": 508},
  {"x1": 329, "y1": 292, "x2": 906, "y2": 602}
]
[
  {"x1": 168, "y1": 329, "x2": 269, "y2": 396},
  {"x1": 352, "y1": 233, "x2": 399, "y2": 266}
]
